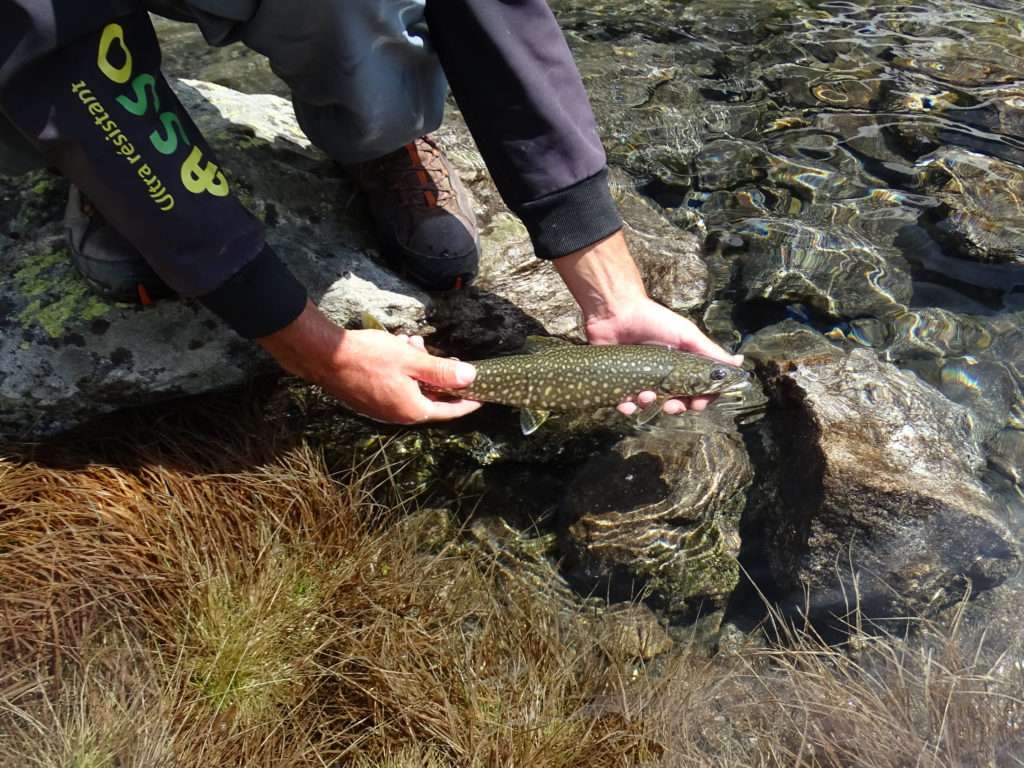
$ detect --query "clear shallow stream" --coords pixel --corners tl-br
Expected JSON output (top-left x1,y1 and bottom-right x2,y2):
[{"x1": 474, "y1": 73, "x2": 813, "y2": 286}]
[{"x1": 548, "y1": 0, "x2": 1024, "y2": 538}]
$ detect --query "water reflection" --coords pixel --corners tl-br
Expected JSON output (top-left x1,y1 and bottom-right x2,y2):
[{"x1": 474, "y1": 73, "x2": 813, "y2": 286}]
[{"x1": 551, "y1": 0, "x2": 1024, "y2": 524}]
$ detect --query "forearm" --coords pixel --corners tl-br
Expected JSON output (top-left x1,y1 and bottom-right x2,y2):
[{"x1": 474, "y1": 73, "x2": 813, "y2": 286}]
[{"x1": 554, "y1": 231, "x2": 646, "y2": 322}]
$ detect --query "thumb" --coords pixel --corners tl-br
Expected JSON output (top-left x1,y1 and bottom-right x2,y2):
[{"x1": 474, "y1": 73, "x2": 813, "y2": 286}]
[
  {"x1": 411, "y1": 351, "x2": 477, "y2": 389},
  {"x1": 679, "y1": 329, "x2": 743, "y2": 367}
]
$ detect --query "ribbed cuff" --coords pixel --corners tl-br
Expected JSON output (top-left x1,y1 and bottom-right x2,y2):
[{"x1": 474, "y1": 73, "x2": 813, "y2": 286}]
[
  {"x1": 198, "y1": 244, "x2": 307, "y2": 339},
  {"x1": 516, "y1": 168, "x2": 623, "y2": 259}
]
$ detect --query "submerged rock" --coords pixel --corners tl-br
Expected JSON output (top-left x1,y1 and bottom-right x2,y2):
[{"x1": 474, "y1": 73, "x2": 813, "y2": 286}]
[
  {"x1": 745, "y1": 324, "x2": 1020, "y2": 620},
  {"x1": 560, "y1": 417, "x2": 751, "y2": 621},
  {"x1": 917, "y1": 147, "x2": 1024, "y2": 265},
  {"x1": 734, "y1": 218, "x2": 913, "y2": 320}
]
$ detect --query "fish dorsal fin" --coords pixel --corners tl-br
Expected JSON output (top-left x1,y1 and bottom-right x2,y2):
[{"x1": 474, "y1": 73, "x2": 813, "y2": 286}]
[
  {"x1": 520, "y1": 408, "x2": 550, "y2": 435},
  {"x1": 522, "y1": 335, "x2": 572, "y2": 355},
  {"x1": 636, "y1": 399, "x2": 663, "y2": 426}
]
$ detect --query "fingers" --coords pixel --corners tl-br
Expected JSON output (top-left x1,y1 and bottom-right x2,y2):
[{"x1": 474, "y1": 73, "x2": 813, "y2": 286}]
[
  {"x1": 686, "y1": 395, "x2": 714, "y2": 412},
  {"x1": 409, "y1": 351, "x2": 476, "y2": 389},
  {"x1": 681, "y1": 329, "x2": 744, "y2": 367},
  {"x1": 418, "y1": 397, "x2": 483, "y2": 421},
  {"x1": 662, "y1": 399, "x2": 688, "y2": 415}
]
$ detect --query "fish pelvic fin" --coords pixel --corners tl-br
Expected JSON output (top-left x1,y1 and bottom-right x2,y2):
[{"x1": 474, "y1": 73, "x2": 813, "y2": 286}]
[
  {"x1": 520, "y1": 408, "x2": 550, "y2": 435},
  {"x1": 635, "y1": 399, "x2": 663, "y2": 426},
  {"x1": 361, "y1": 311, "x2": 386, "y2": 331}
]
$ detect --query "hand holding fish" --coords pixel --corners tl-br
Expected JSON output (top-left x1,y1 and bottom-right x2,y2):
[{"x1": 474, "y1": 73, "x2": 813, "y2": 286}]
[
  {"x1": 259, "y1": 300, "x2": 482, "y2": 424},
  {"x1": 586, "y1": 299, "x2": 743, "y2": 415},
  {"x1": 555, "y1": 230, "x2": 743, "y2": 416}
]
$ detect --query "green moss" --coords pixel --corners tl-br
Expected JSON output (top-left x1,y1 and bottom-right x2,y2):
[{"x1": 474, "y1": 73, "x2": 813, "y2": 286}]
[
  {"x1": 231, "y1": 182, "x2": 266, "y2": 222},
  {"x1": 14, "y1": 248, "x2": 112, "y2": 338}
]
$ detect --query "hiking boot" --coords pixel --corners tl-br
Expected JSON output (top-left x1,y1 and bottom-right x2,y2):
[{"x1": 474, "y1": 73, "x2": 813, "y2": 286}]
[
  {"x1": 65, "y1": 185, "x2": 172, "y2": 305},
  {"x1": 343, "y1": 136, "x2": 479, "y2": 291}
]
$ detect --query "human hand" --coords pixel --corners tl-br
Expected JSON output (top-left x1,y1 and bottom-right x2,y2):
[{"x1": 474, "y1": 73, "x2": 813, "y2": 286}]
[
  {"x1": 585, "y1": 297, "x2": 743, "y2": 415},
  {"x1": 258, "y1": 301, "x2": 481, "y2": 424},
  {"x1": 554, "y1": 230, "x2": 742, "y2": 416}
]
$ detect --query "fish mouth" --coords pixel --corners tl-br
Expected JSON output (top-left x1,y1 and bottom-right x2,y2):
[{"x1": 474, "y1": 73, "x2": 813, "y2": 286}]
[{"x1": 718, "y1": 378, "x2": 752, "y2": 394}]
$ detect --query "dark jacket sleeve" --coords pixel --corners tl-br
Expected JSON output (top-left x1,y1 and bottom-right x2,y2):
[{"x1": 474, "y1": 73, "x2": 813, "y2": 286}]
[
  {"x1": 0, "y1": 1, "x2": 305, "y2": 338},
  {"x1": 424, "y1": 0, "x2": 622, "y2": 260}
]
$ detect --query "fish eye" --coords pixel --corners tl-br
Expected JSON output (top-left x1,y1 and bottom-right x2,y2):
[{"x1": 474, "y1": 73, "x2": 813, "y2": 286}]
[{"x1": 711, "y1": 367, "x2": 728, "y2": 381}]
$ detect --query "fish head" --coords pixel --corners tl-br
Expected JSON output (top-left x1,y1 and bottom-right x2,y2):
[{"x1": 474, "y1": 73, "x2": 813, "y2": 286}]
[{"x1": 660, "y1": 357, "x2": 750, "y2": 398}]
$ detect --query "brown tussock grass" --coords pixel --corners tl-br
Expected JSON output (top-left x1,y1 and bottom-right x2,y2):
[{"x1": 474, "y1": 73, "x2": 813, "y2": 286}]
[
  {"x1": 0, "y1": 394, "x2": 1021, "y2": 766},
  {"x1": 0, "y1": 401, "x2": 655, "y2": 766}
]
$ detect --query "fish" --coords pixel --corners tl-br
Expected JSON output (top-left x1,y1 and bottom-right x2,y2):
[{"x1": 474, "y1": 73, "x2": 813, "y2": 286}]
[{"x1": 436, "y1": 336, "x2": 751, "y2": 435}]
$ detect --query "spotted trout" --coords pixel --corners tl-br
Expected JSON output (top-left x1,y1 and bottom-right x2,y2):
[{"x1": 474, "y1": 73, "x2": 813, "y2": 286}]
[{"x1": 439, "y1": 336, "x2": 750, "y2": 434}]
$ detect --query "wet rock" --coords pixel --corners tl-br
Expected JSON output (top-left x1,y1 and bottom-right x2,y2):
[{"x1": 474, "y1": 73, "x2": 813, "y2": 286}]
[
  {"x1": 917, "y1": 147, "x2": 1024, "y2": 265},
  {"x1": 609, "y1": 170, "x2": 709, "y2": 313},
  {"x1": 465, "y1": 516, "x2": 674, "y2": 660},
  {"x1": 740, "y1": 319, "x2": 845, "y2": 367},
  {"x1": 989, "y1": 427, "x2": 1024, "y2": 489},
  {"x1": 751, "y1": 333, "x2": 1020, "y2": 620},
  {"x1": 560, "y1": 418, "x2": 752, "y2": 620},
  {"x1": 935, "y1": 357, "x2": 1020, "y2": 443},
  {"x1": 575, "y1": 37, "x2": 704, "y2": 191},
  {"x1": 694, "y1": 139, "x2": 768, "y2": 191},
  {"x1": 734, "y1": 218, "x2": 913, "y2": 320},
  {"x1": 764, "y1": 62, "x2": 889, "y2": 111},
  {"x1": 596, "y1": 604, "x2": 673, "y2": 661},
  {"x1": 883, "y1": 308, "x2": 993, "y2": 361},
  {"x1": 891, "y1": 38, "x2": 1024, "y2": 88}
]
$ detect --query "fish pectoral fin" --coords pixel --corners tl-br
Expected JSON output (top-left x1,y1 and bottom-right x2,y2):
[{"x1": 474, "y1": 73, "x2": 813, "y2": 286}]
[
  {"x1": 360, "y1": 311, "x2": 385, "y2": 331},
  {"x1": 635, "y1": 399, "x2": 663, "y2": 426},
  {"x1": 519, "y1": 408, "x2": 551, "y2": 436},
  {"x1": 522, "y1": 335, "x2": 572, "y2": 355}
]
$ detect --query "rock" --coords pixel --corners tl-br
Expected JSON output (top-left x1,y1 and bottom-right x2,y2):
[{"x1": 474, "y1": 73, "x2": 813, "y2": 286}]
[
  {"x1": 988, "y1": 428, "x2": 1024, "y2": 489},
  {"x1": 891, "y1": 38, "x2": 1024, "y2": 88},
  {"x1": 0, "y1": 79, "x2": 430, "y2": 438},
  {"x1": 560, "y1": 418, "x2": 752, "y2": 620},
  {"x1": 740, "y1": 319, "x2": 845, "y2": 367},
  {"x1": 610, "y1": 169, "x2": 709, "y2": 314},
  {"x1": 750, "y1": 330, "x2": 1020, "y2": 620},
  {"x1": 1, "y1": 76, "x2": 713, "y2": 438},
  {"x1": 882, "y1": 308, "x2": 993, "y2": 362},
  {"x1": 734, "y1": 218, "x2": 913, "y2": 320},
  {"x1": 695, "y1": 133, "x2": 882, "y2": 207},
  {"x1": 596, "y1": 604, "x2": 673, "y2": 661},
  {"x1": 464, "y1": 516, "x2": 674, "y2": 661},
  {"x1": 916, "y1": 147, "x2": 1024, "y2": 265},
  {"x1": 574, "y1": 37, "x2": 704, "y2": 192}
]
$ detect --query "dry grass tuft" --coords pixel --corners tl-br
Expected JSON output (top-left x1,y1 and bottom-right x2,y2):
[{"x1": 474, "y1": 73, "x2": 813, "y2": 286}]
[
  {"x1": 0, "y1": 396, "x2": 1021, "y2": 766},
  {"x1": 0, "y1": 401, "x2": 655, "y2": 766},
  {"x1": 646, "y1": 603, "x2": 1024, "y2": 767}
]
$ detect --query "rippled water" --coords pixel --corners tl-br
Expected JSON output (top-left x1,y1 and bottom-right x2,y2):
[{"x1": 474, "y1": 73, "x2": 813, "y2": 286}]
[
  {"x1": 547, "y1": 0, "x2": 1024, "y2": 535},
  {"x1": 155, "y1": 2, "x2": 1024, "y2": 535}
]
